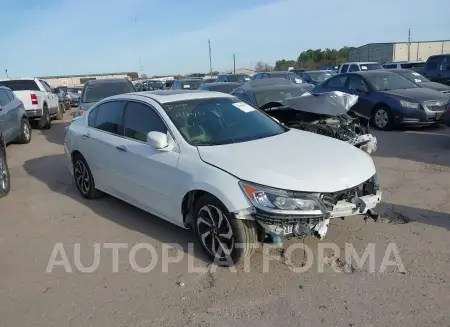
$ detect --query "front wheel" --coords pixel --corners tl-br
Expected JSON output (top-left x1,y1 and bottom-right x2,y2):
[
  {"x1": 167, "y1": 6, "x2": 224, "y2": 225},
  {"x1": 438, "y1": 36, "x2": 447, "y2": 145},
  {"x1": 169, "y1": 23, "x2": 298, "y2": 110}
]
[
  {"x1": 371, "y1": 106, "x2": 393, "y2": 130},
  {"x1": 0, "y1": 151, "x2": 10, "y2": 198},
  {"x1": 56, "y1": 103, "x2": 64, "y2": 120},
  {"x1": 194, "y1": 194, "x2": 258, "y2": 265},
  {"x1": 38, "y1": 106, "x2": 51, "y2": 130},
  {"x1": 72, "y1": 154, "x2": 103, "y2": 199}
]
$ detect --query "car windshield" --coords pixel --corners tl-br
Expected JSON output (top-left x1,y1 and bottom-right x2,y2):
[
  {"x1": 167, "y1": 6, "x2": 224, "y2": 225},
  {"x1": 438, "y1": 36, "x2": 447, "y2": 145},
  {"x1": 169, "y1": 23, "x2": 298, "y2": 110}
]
[
  {"x1": 254, "y1": 86, "x2": 311, "y2": 106},
  {"x1": 180, "y1": 80, "x2": 202, "y2": 89},
  {"x1": 227, "y1": 75, "x2": 251, "y2": 83},
  {"x1": 397, "y1": 70, "x2": 430, "y2": 83},
  {"x1": 359, "y1": 63, "x2": 383, "y2": 71},
  {"x1": 307, "y1": 72, "x2": 334, "y2": 83},
  {"x1": 162, "y1": 97, "x2": 286, "y2": 146},
  {"x1": 365, "y1": 73, "x2": 419, "y2": 91},
  {"x1": 82, "y1": 82, "x2": 135, "y2": 102}
]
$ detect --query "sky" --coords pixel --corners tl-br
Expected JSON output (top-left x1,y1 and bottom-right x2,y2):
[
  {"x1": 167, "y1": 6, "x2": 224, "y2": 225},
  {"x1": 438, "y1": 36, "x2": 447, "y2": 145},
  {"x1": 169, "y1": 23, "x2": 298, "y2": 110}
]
[{"x1": 1, "y1": 0, "x2": 449, "y2": 78}]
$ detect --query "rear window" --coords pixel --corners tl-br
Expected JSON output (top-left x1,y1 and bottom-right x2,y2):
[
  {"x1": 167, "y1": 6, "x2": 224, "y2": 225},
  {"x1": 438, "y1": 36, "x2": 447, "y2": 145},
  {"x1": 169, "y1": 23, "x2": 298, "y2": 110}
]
[
  {"x1": 82, "y1": 81, "x2": 135, "y2": 103},
  {"x1": 180, "y1": 80, "x2": 202, "y2": 89},
  {"x1": 0, "y1": 80, "x2": 40, "y2": 91}
]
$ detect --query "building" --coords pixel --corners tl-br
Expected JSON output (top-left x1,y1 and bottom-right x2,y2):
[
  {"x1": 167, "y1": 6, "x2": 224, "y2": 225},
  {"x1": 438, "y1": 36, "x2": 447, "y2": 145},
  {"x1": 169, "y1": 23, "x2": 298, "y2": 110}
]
[
  {"x1": 348, "y1": 40, "x2": 450, "y2": 64},
  {"x1": 38, "y1": 72, "x2": 139, "y2": 87}
]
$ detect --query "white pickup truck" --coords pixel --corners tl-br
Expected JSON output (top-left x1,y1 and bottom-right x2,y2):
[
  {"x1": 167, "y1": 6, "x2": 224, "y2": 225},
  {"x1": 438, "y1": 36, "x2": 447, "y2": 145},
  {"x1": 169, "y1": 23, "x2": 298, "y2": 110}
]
[{"x1": 0, "y1": 78, "x2": 61, "y2": 129}]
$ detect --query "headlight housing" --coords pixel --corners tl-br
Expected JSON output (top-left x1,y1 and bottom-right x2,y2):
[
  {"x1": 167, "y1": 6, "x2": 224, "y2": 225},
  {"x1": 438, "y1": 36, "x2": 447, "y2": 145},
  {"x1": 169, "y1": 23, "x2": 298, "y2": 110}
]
[
  {"x1": 400, "y1": 100, "x2": 420, "y2": 109},
  {"x1": 239, "y1": 181, "x2": 324, "y2": 216}
]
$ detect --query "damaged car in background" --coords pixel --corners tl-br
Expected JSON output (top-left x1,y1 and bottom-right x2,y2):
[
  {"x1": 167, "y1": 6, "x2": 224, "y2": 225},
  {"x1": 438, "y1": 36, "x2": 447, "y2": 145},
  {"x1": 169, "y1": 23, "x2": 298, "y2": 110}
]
[
  {"x1": 65, "y1": 91, "x2": 382, "y2": 265},
  {"x1": 231, "y1": 80, "x2": 377, "y2": 154}
]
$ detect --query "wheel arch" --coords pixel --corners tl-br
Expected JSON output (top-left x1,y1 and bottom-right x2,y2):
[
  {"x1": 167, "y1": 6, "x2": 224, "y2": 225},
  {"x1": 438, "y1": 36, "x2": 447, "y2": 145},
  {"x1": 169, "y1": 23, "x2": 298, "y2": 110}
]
[{"x1": 370, "y1": 102, "x2": 392, "y2": 116}]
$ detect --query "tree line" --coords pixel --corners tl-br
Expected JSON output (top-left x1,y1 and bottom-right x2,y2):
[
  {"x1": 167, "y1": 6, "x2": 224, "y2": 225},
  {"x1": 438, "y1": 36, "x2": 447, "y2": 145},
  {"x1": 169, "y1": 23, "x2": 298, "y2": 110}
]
[{"x1": 255, "y1": 46, "x2": 355, "y2": 72}]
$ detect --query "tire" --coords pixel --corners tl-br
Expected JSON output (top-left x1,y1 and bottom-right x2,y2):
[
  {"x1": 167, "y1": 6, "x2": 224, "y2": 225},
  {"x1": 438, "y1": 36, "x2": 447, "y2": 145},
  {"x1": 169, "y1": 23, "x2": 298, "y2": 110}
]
[
  {"x1": 371, "y1": 106, "x2": 393, "y2": 130},
  {"x1": 0, "y1": 150, "x2": 10, "y2": 198},
  {"x1": 18, "y1": 118, "x2": 31, "y2": 144},
  {"x1": 38, "y1": 106, "x2": 51, "y2": 130},
  {"x1": 72, "y1": 154, "x2": 103, "y2": 199},
  {"x1": 56, "y1": 103, "x2": 64, "y2": 120},
  {"x1": 193, "y1": 194, "x2": 258, "y2": 266}
]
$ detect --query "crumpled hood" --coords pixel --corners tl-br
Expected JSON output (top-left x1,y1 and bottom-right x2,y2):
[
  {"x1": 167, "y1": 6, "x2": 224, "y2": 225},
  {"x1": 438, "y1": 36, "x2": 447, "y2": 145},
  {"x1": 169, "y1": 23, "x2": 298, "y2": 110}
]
[{"x1": 197, "y1": 129, "x2": 376, "y2": 193}]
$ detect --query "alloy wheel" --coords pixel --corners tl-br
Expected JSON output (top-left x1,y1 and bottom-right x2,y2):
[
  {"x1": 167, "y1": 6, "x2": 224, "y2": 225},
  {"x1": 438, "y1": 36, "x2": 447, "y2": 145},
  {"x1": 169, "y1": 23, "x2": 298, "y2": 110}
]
[
  {"x1": 197, "y1": 205, "x2": 234, "y2": 259},
  {"x1": 375, "y1": 109, "x2": 389, "y2": 129},
  {"x1": 0, "y1": 156, "x2": 9, "y2": 192},
  {"x1": 74, "y1": 160, "x2": 90, "y2": 195},
  {"x1": 23, "y1": 122, "x2": 31, "y2": 141}
]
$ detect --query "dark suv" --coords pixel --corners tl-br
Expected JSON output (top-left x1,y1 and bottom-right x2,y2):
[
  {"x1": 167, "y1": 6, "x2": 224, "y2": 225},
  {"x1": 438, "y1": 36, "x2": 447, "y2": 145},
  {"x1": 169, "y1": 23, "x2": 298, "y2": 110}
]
[{"x1": 423, "y1": 54, "x2": 450, "y2": 86}]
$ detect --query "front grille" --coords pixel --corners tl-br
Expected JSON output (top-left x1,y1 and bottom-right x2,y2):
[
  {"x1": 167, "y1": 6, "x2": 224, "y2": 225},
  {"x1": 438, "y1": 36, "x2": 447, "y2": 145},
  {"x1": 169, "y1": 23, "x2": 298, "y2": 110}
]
[{"x1": 424, "y1": 101, "x2": 448, "y2": 111}]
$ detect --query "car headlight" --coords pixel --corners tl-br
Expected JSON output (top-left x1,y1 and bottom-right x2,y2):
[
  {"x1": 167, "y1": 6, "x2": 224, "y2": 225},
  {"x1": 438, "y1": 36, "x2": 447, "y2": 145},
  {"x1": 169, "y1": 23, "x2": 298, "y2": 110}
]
[
  {"x1": 400, "y1": 100, "x2": 420, "y2": 109},
  {"x1": 239, "y1": 181, "x2": 324, "y2": 215}
]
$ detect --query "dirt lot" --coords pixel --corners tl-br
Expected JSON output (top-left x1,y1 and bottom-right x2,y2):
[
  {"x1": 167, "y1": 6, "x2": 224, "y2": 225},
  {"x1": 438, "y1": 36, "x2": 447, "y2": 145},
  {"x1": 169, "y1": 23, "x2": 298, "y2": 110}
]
[{"x1": 1, "y1": 114, "x2": 449, "y2": 327}]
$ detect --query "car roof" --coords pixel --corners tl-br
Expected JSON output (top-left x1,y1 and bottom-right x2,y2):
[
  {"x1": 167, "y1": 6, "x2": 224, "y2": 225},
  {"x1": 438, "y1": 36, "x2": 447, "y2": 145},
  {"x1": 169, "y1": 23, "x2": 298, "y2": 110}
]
[
  {"x1": 380, "y1": 68, "x2": 415, "y2": 73},
  {"x1": 202, "y1": 82, "x2": 241, "y2": 87},
  {"x1": 384, "y1": 60, "x2": 425, "y2": 64},
  {"x1": 85, "y1": 78, "x2": 131, "y2": 84},
  {"x1": 177, "y1": 78, "x2": 203, "y2": 82},
  {"x1": 107, "y1": 90, "x2": 234, "y2": 104},
  {"x1": 347, "y1": 70, "x2": 395, "y2": 76},
  {"x1": 341, "y1": 62, "x2": 380, "y2": 65}
]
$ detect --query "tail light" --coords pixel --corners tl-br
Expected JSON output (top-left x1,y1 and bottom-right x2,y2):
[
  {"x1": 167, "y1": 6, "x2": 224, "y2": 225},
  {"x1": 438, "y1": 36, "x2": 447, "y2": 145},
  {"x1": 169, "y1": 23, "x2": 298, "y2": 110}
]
[{"x1": 31, "y1": 93, "x2": 38, "y2": 105}]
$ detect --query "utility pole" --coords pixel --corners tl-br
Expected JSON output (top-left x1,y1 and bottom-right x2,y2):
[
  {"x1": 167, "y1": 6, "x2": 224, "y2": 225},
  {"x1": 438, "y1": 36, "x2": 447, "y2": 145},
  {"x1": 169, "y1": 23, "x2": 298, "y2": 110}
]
[
  {"x1": 5, "y1": 69, "x2": 9, "y2": 78},
  {"x1": 233, "y1": 54, "x2": 236, "y2": 74},
  {"x1": 208, "y1": 39, "x2": 212, "y2": 77},
  {"x1": 407, "y1": 28, "x2": 411, "y2": 61},
  {"x1": 135, "y1": 18, "x2": 144, "y2": 78}
]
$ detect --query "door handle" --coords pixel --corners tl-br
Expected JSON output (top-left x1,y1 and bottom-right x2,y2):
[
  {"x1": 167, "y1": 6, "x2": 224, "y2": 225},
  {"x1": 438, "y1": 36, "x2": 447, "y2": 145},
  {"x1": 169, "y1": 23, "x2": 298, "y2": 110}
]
[
  {"x1": 82, "y1": 133, "x2": 90, "y2": 139},
  {"x1": 116, "y1": 145, "x2": 127, "y2": 152}
]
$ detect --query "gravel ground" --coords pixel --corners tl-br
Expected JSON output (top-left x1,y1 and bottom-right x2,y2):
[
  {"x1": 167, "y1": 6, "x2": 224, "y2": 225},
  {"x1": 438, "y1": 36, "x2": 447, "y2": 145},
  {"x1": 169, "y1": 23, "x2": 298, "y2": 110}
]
[{"x1": 1, "y1": 113, "x2": 449, "y2": 327}]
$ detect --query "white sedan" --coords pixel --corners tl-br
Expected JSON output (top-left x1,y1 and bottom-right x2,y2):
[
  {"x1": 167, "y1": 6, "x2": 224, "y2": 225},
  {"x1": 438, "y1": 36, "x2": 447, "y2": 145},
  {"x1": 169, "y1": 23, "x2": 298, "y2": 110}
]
[{"x1": 64, "y1": 90, "x2": 381, "y2": 265}]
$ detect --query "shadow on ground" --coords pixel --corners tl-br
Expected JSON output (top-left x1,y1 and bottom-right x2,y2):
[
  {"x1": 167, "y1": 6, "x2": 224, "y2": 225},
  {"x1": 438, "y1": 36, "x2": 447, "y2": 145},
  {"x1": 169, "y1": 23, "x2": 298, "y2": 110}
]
[
  {"x1": 373, "y1": 125, "x2": 450, "y2": 166},
  {"x1": 376, "y1": 201, "x2": 450, "y2": 231},
  {"x1": 22, "y1": 153, "x2": 210, "y2": 264}
]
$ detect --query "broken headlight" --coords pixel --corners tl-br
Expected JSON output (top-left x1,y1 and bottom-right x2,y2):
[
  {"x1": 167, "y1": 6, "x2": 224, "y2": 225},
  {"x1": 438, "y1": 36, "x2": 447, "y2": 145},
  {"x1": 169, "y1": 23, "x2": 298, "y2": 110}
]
[{"x1": 239, "y1": 181, "x2": 324, "y2": 215}]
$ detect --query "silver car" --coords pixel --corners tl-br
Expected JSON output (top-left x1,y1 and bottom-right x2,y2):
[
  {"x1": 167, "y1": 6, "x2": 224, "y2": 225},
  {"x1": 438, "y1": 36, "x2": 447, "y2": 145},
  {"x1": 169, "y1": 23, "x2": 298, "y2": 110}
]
[{"x1": 0, "y1": 86, "x2": 31, "y2": 145}]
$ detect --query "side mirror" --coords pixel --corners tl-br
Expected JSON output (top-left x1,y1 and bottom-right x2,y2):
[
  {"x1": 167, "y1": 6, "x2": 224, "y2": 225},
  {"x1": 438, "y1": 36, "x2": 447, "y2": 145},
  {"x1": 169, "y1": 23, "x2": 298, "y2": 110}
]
[{"x1": 147, "y1": 131, "x2": 171, "y2": 150}]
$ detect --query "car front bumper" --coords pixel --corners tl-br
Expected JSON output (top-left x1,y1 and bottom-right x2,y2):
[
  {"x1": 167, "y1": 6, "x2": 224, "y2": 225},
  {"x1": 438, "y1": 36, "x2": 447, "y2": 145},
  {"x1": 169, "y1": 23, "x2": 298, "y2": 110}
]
[
  {"x1": 394, "y1": 103, "x2": 449, "y2": 126},
  {"x1": 234, "y1": 189, "x2": 382, "y2": 242}
]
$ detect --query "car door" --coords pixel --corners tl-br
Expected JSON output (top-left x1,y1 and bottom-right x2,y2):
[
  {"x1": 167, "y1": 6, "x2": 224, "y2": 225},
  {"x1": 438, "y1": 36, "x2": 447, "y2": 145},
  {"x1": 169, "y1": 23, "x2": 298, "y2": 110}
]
[
  {"x1": 0, "y1": 89, "x2": 15, "y2": 142},
  {"x1": 437, "y1": 55, "x2": 450, "y2": 85},
  {"x1": 82, "y1": 100, "x2": 127, "y2": 196},
  {"x1": 423, "y1": 56, "x2": 443, "y2": 83},
  {"x1": 115, "y1": 100, "x2": 181, "y2": 221},
  {"x1": 344, "y1": 75, "x2": 373, "y2": 117},
  {"x1": 39, "y1": 80, "x2": 58, "y2": 114}
]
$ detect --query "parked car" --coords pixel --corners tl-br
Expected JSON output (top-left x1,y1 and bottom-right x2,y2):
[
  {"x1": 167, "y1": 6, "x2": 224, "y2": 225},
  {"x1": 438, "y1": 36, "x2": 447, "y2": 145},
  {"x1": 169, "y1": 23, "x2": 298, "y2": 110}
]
[
  {"x1": 252, "y1": 71, "x2": 303, "y2": 84},
  {"x1": 67, "y1": 86, "x2": 83, "y2": 106},
  {"x1": 0, "y1": 85, "x2": 31, "y2": 145},
  {"x1": 142, "y1": 80, "x2": 164, "y2": 90},
  {"x1": 52, "y1": 87, "x2": 71, "y2": 113},
  {"x1": 164, "y1": 80, "x2": 175, "y2": 90},
  {"x1": 423, "y1": 54, "x2": 450, "y2": 86},
  {"x1": 301, "y1": 70, "x2": 335, "y2": 85},
  {"x1": 0, "y1": 132, "x2": 10, "y2": 198},
  {"x1": 382, "y1": 61, "x2": 425, "y2": 73},
  {"x1": 171, "y1": 79, "x2": 203, "y2": 90},
  {"x1": 337, "y1": 62, "x2": 383, "y2": 74},
  {"x1": 0, "y1": 78, "x2": 61, "y2": 129},
  {"x1": 64, "y1": 90, "x2": 381, "y2": 265},
  {"x1": 215, "y1": 74, "x2": 251, "y2": 83},
  {"x1": 387, "y1": 69, "x2": 450, "y2": 96},
  {"x1": 74, "y1": 79, "x2": 136, "y2": 117},
  {"x1": 313, "y1": 71, "x2": 450, "y2": 130},
  {"x1": 231, "y1": 78, "x2": 311, "y2": 107},
  {"x1": 198, "y1": 82, "x2": 241, "y2": 93}
]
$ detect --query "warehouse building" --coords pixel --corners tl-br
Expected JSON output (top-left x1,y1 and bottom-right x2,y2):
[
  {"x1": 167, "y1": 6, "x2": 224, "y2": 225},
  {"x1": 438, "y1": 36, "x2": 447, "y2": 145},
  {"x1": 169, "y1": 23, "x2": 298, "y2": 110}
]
[
  {"x1": 38, "y1": 72, "x2": 139, "y2": 87},
  {"x1": 348, "y1": 40, "x2": 450, "y2": 63}
]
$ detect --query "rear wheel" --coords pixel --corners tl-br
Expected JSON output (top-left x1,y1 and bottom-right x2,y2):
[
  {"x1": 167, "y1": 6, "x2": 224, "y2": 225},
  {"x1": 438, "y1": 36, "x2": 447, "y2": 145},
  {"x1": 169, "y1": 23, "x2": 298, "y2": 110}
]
[
  {"x1": 193, "y1": 194, "x2": 258, "y2": 266},
  {"x1": 38, "y1": 106, "x2": 51, "y2": 130},
  {"x1": 72, "y1": 154, "x2": 103, "y2": 199},
  {"x1": 371, "y1": 106, "x2": 393, "y2": 130},
  {"x1": 18, "y1": 118, "x2": 31, "y2": 144},
  {"x1": 0, "y1": 150, "x2": 10, "y2": 198}
]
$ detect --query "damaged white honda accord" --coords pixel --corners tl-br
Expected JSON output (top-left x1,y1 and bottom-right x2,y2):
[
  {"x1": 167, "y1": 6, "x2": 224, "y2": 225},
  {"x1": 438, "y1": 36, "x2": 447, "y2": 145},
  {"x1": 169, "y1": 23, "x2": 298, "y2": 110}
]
[{"x1": 64, "y1": 90, "x2": 381, "y2": 265}]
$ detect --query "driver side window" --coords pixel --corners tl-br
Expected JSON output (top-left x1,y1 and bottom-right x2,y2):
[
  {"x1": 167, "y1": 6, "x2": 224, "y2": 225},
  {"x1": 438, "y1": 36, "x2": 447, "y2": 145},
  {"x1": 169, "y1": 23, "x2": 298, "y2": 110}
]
[{"x1": 347, "y1": 76, "x2": 368, "y2": 92}]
